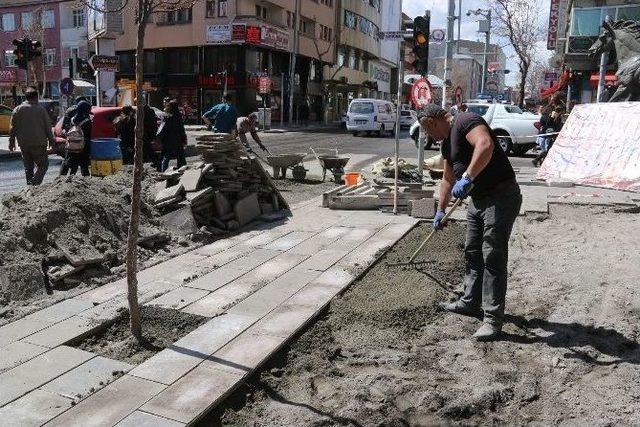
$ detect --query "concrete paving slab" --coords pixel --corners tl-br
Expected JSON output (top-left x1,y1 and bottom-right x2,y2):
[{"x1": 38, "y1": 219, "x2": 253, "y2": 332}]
[
  {"x1": 185, "y1": 249, "x2": 281, "y2": 292},
  {"x1": 285, "y1": 282, "x2": 345, "y2": 309},
  {"x1": 309, "y1": 266, "x2": 358, "y2": 290},
  {"x1": 181, "y1": 285, "x2": 244, "y2": 317},
  {"x1": 241, "y1": 229, "x2": 290, "y2": 247},
  {"x1": 226, "y1": 252, "x2": 309, "y2": 291},
  {"x1": 0, "y1": 317, "x2": 52, "y2": 348},
  {"x1": 290, "y1": 227, "x2": 351, "y2": 255},
  {"x1": 75, "y1": 297, "x2": 128, "y2": 322},
  {"x1": 226, "y1": 267, "x2": 323, "y2": 319},
  {"x1": 147, "y1": 287, "x2": 210, "y2": 311},
  {"x1": 205, "y1": 332, "x2": 286, "y2": 375},
  {"x1": 0, "y1": 389, "x2": 72, "y2": 427},
  {"x1": 261, "y1": 231, "x2": 316, "y2": 251},
  {"x1": 115, "y1": 411, "x2": 184, "y2": 427},
  {"x1": 140, "y1": 364, "x2": 243, "y2": 424},
  {"x1": 0, "y1": 341, "x2": 48, "y2": 373},
  {"x1": 41, "y1": 356, "x2": 134, "y2": 400},
  {"x1": 297, "y1": 248, "x2": 351, "y2": 271},
  {"x1": 249, "y1": 303, "x2": 322, "y2": 338},
  {"x1": 0, "y1": 346, "x2": 94, "y2": 407},
  {"x1": 197, "y1": 247, "x2": 247, "y2": 268},
  {"x1": 44, "y1": 375, "x2": 166, "y2": 427},
  {"x1": 22, "y1": 316, "x2": 101, "y2": 348},
  {"x1": 129, "y1": 314, "x2": 255, "y2": 385},
  {"x1": 193, "y1": 238, "x2": 241, "y2": 256},
  {"x1": 74, "y1": 278, "x2": 127, "y2": 304},
  {"x1": 24, "y1": 299, "x2": 94, "y2": 323},
  {"x1": 170, "y1": 251, "x2": 210, "y2": 267}
]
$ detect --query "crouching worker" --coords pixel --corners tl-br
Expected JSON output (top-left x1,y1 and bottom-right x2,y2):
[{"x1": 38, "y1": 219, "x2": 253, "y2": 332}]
[
  {"x1": 236, "y1": 113, "x2": 270, "y2": 155},
  {"x1": 419, "y1": 104, "x2": 522, "y2": 341}
]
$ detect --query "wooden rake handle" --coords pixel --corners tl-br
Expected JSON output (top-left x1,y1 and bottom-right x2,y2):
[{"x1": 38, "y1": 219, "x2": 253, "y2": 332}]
[{"x1": 408, "y1": 197, "x2": 465, "y2": 263}]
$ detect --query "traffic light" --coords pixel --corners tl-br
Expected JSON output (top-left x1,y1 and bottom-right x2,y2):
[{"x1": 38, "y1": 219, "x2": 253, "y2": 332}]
[
  {"x1": 76, "y1": 58, "x2": 92, "y2": 79},
  {"x1": 12, "y1": 38, "x2": 27, "y2": 70},
  {"x1": 29, "y1": 40, "x2": 42, "y2": 58},
  {"x1": 412, "y1": 13, "x2": 430, "y2": 76}
]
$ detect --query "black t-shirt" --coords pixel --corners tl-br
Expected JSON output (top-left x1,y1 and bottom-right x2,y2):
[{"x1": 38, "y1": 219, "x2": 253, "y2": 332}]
[{"x1": 441, "y1": 112, "x2": 515, "y2": 196}]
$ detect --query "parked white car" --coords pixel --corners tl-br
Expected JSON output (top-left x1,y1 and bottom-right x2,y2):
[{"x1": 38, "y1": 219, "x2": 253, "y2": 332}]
[
  {"x1": 409, "y1": 103, "x2": 540, "y2": 156},
  {"x1": 346, "y1": 99, "x2": 397, "y2": 136},
  {"x1": 400, "y1": 109, "x2": 417, "y2": 129}
]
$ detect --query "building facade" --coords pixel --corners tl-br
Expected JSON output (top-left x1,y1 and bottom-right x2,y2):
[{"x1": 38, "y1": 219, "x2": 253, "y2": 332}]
[
  {"x1": 553, "y1": 0, "x2": 640, "y2": 104},
  {"x1": 114, "y1": 0, "x2": 337, "y2": 123},
  {"x1": 0, "y1": 0, "x2": 63, "y2": 103}
]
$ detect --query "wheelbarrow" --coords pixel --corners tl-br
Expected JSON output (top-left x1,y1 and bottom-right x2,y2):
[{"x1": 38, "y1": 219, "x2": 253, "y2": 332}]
[
  {"x1": 310, "y1": 147, "x2": 350, "y2": 183},
  {"x1": 265, "y1": 153, "x2": 307, "y2": 180}
]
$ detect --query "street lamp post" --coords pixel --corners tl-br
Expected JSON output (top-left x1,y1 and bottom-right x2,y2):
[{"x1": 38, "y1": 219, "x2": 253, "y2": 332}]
[{"x1": 467, "y1": 8, "x2": 492, "y2": 96}]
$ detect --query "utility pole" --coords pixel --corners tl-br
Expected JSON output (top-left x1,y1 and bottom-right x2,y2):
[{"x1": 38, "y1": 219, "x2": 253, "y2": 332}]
[
  {"x1": 393, "y1": 0, "x2": 404, "y2": 215},
  {"x1": 481, "y1": 10, "x2": 492, "y2": 95},
  {"x1": 442, "y1": 0, "x2": 456, "y2": 108},
  {"x1": 457, "y1": 0, "x2": 462, "y2": 54},
  {"x1": 288, "y1": 0, "x2": 300, "y2": 126}
]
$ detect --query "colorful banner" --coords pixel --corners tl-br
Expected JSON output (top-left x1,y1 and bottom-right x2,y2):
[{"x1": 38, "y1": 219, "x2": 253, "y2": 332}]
[{"x1": 537, "y1": 102, "x2": 640, "y2": 192}]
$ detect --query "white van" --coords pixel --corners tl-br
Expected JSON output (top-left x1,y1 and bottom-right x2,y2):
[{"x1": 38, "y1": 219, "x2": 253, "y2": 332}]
[{"x1": 346, "y1": 98, "x2": 397, "y2": 136}]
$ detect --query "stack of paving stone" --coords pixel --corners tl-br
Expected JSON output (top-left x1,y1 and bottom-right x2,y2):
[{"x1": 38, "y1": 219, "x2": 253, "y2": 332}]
[{"x1": 149, "y1": 134, "x2": 288, "y2": 232}]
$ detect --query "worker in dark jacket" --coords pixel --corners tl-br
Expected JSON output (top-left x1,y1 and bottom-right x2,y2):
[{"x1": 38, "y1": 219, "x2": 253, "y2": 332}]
[
  {"x1": 60, "y1": 100, "x2": 92, "y2": 176},
  {"x1": 532, "y1": 105, "x2": 563, "y2": 167},
  {"x1": 157, "y1": 100, "x2": 187, "y2": 172},
  {"x1": 142, "y1": 103, "x2": 160, "y2": 169},
  {"x1": 114, "y1": 105, "x2": 135, "y2": 164}
]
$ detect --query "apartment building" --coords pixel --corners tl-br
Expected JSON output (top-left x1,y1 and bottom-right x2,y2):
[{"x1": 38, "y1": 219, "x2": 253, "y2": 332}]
[
  {"x1": 0, "y1": 0, "x2": 63, "y2": 101},
  {"x1": 552, "y1": 0, "x2": 640, "y2": 104},
  {"x1": 115, "y1": 0, "x2": 337, "y2": 122},
  {"x1": 325, "y1": 0, "x2": 401, "y2": 120},
  {"x1": 58, "y1": 2, "x2": 89, "y2": 80}
]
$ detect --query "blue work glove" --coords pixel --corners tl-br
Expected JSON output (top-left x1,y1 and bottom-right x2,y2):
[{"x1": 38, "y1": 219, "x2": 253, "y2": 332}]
[
  {"x1": 451, "y1": 176, "x2": 473, "y2": 199},
  {"x1": 433, "y1": 209, "x2": 446, "y2": 230}
]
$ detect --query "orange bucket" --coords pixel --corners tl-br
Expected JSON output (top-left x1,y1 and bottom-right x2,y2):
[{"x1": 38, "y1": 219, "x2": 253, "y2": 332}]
[{"x1": 344, "y1": 172, "x2": 361, "y2": 187}]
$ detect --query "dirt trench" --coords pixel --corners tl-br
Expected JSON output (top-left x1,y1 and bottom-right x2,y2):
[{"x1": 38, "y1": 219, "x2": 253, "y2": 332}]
[{"x1": 207, "y1": 205, "x2": 640, "y2": 426}]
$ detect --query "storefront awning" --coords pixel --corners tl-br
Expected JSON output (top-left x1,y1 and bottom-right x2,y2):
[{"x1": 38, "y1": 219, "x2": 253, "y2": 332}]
[
  {"x1": 540, "y1": 71, "x2": 570, "y2": 98},
  {"x1": 589, "y1": 71, "x2": 618, "y2": 88}
]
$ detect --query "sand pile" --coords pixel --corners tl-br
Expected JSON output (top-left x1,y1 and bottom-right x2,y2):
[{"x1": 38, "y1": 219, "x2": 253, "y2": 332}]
[{"x1": 0, "y1": 168, "x2": 174, "y2": 304}]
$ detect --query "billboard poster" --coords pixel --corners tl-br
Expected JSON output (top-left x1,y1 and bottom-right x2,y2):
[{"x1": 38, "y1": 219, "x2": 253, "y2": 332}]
[
  {"x1": 231, "y1": 24, "x2": 246, "y2": 42},
  {"x1": 547, "y1": 0, "x2": 561, "y2": 50},
  {"x1": 206, "y1": 25, "x2": 231, "y2": 44}
]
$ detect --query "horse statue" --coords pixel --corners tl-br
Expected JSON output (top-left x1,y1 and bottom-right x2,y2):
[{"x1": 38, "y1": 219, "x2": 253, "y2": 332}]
[{"x1": 588, "y1": 18, "x2": 640, "y2": 102}]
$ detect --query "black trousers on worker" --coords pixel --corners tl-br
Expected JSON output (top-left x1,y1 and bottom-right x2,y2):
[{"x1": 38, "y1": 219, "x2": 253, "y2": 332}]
[
  {"x1": 20, "y1": 144, "x2": 49, "y2": 185},
  {"x1": 460, "y1": 184, "x2": 522, "y2": 325}
]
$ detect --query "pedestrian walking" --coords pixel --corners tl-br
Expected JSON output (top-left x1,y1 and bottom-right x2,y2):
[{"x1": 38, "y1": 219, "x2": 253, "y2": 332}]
[
  {"x1": 157, "y1": 100, "x2": 187, "y2": 172},
  {"x1": 236, "y1": 113, "x2": 270, "y2": 155},
  {"x1": 60, "y1": 101, "x2": 92, "y2": 176},
  {"x1": 532, "y1": 105, "x2": 564, "y2": 167},
  {"x1": 420, "y1": 104, "x2": 522, "y2": 341},
  {"x1": 114, "y1": 105, "x2": 135, "y2": 164},
  {"x1": 142, "y1": 102, "x2": 160, "y2": 169},
  {"x1": 201, "y1": 93, "x2": 237, "y2": 134},
  {"x1": 8, "y1": 87, "x2": 55, "y2": 185}
]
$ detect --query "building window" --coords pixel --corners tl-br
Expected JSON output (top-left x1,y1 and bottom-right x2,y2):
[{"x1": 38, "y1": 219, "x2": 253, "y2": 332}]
[
  {"x1": 166, "y1": 8, "x2": 192, "y2": 24},
  {"x1": 218, "y1": 0, "x2": 227, "y2": 17},
  {"x1": 255, "y1": 5, "x2": 267, "y2": 20},
  {"x1": 72, "y1": 9, "x2": 85, "y2": 27},
  {"x1": 571, "y1": 6, "x2": 640, "y2": 37},
  {"x1": 617, "y1": 6, "x2": 640, "y2": 21},
  {"x1": 348, "y1": 49, "x2": 355, "y2": 69},
  {"x1": 21, "y1": 12, "x2": 33, "y2": 30},
  {"x1": 206, "y1": 1, "x2": 216, "y2": 18},
  {"x1": 44, "y1": 48, "x2": 55, "y2": 67},
  {"x1": 320, "y1": 0, "x2": 332, "y2": 6},
  {"x1": 41, "y1": 10, "x2": 55, "y2": 29},
  {"x1": 167, "y1": 48, "x2": 197, "y2": 74},
  {"x1": 319, "y1": 24, "x2": 332, "y2": 41},
  {"x1": 344, "y1": 10, "x2": 355, "y2": 29},
  {"x1": 2, "y1": 14, "x2": 16, "y2": 31},
  {"x1": 337, "y1": 46, "x2": 345, "y2": 67},
  {"x1": 286, "y1": 11, "x2": 296, "y2": 29},
  {"x1": 4, "y1": 50, "x2": 16, "y2": 67}
]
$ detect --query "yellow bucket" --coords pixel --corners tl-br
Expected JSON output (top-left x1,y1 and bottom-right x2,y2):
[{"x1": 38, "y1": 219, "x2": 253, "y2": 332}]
[{"x1": 91, "y1": 159, "x2": 123, "y2": 177}]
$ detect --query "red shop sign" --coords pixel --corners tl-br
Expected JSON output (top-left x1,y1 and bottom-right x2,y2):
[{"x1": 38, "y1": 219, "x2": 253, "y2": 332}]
[
  {"x1": 198, "y1": 74, "x2": 236, "y2": 88},
  {"x1": 246, "y1": 26, "x2": 261, "y2": 44}
]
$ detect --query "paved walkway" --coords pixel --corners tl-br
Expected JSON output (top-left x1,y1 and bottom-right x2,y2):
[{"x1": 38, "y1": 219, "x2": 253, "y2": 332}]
[{"x1": 0, "y1": 197, "x2": 418, "y2": 426}]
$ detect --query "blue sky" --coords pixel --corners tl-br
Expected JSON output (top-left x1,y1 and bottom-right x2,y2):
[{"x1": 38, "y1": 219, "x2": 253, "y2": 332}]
[{"x1": 402, "y1": 0, "x2": 553, "y2": 86}]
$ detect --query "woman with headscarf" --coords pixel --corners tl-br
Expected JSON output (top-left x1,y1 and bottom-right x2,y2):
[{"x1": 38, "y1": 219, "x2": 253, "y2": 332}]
[
  {"x1": 157, "y1": 100, "x2": 187, "y2": 172},
  {"x1": 60, "y1": 100, "x2": 92, "y2": 176}
]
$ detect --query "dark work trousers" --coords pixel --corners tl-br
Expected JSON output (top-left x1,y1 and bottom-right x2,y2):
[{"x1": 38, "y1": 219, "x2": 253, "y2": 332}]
[
  {"x1": 20, "y1": 144, "x2": 49, "y2": 185},
  {"x1": 60, "y1": 150, "x2": 90, "y2": 176},
  {"x1": 460, "y1": 185, "x2": 522, "y2": 326},
  {"x1": 160, "y1": 146, "x2": 186, "y2": 172}
]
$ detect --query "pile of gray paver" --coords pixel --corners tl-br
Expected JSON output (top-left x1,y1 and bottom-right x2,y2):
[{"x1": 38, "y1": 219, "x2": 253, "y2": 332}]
[{"x1": 152, "y1": 134, "x2": 288, "y2": 236}]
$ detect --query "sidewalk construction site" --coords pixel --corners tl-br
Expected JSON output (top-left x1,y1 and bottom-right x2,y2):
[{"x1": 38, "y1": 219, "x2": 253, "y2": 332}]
[{"x1": 0, "y1": 102, "x2": 640, "y2": 426}]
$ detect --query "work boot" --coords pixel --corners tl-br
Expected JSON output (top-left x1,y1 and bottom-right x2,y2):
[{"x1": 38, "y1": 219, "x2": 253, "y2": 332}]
[
  {"x1": 472, "y1": 322, "x2": 502, "y2": 341},
  {"x1": 438, "y1": 300, "x2": 482, "y2": 318}
]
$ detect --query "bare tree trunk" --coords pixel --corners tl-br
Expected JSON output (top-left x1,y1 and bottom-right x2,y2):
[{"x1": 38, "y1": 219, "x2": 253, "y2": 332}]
[
  {"x1": 125, "y1": 0, "x2": 147, "y2": 340},
  {"x1": 518, "y1": 63, "x2": 528, "y2": 108}
]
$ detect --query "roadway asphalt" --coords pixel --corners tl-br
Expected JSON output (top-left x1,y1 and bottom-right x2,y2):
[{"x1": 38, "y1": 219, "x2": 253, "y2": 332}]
[{"x1": 0, "y1": 129, "x2": 533, "y2": 196}]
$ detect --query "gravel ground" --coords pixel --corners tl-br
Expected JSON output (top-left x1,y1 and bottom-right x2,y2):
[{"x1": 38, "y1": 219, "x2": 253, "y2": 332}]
[{"x1": 205, "y1": 204, "x2": 640, "y2": 426}]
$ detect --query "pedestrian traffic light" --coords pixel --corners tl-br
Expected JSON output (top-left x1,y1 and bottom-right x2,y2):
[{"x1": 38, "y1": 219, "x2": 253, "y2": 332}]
[
  {"x1": 12, "y1": 39, "x2": 27, "y2": 70},
  {"x1": 412, "y1": 13, "x2": 430, "y2": 76}
]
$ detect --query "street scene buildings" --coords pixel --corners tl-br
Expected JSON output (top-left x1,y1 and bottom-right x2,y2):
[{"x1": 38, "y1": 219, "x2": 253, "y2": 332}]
[{"x1": 1, "y1": 0, "x2": 640, "y2": 426}]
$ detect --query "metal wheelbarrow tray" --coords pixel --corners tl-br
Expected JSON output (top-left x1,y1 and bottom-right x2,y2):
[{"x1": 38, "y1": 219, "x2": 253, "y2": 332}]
[{"x1": 265, "y1": 153, "x2": 307, "y2": 179}]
